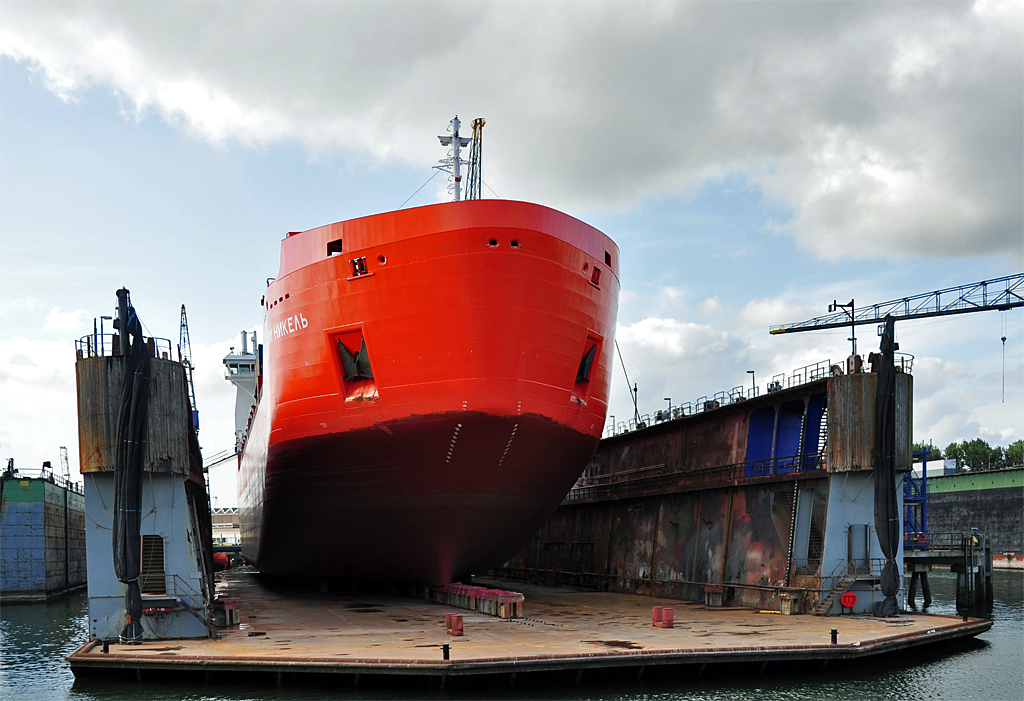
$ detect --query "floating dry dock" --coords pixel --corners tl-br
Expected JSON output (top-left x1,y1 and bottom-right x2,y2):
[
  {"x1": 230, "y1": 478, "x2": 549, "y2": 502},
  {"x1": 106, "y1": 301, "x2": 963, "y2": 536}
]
[{"x1": 68, "y1": 569, "x2": 989, "y2": 684}]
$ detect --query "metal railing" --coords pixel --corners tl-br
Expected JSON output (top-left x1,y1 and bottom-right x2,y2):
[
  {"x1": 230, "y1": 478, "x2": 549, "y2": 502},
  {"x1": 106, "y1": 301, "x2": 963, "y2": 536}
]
[
  {"x1": 164, "y1": 573, "x2": 218, "y2": 639},
  {"x1": 76, "y1": 332, "x2": 174, "y2": 360},
  {"x1": 604, "y1": 359, "x2": 832, "y2": 438},
  {"x1": 790, "y1": 557, "x2": 822, "y2": 576},
  {"x1": 1, "y1": 466, "x2": 83, "y2": 494},
  {"x1": 907, "y1": 531, "x2": 969, "y2": 550},
  {"x1": 895, "y1": 353, "x2": 914, "y2": 373},
  {"x1": 818, "y1": 557, "x2": 886, "y2": 602},
  {"x1": 565, "y1": 451, "x2": 825, "y2": 503}
]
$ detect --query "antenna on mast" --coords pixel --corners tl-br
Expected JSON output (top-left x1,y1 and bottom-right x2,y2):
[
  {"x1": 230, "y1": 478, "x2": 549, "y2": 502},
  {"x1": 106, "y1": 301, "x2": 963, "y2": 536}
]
[{"x1": 437, "y1": 116, "x2": 472, "y2": 201}]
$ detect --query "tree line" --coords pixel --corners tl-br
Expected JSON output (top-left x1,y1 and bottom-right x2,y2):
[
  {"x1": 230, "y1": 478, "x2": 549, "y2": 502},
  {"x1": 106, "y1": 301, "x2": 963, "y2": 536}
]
[{"x1": 912, "y1": 438, "x2": 1024, "y2": 471}]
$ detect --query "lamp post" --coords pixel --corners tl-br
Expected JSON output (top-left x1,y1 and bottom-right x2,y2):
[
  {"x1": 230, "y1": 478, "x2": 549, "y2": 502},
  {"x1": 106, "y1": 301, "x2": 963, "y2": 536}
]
[
  {"x1": 829, "y1": 299, "x2": 856, "y2": 357},
  {"x1": 100, "y1": 316, "x2": 112, "y2": 356},
  {"x1": 747, "y1": 370, "x2": 755, "y2": 396}
]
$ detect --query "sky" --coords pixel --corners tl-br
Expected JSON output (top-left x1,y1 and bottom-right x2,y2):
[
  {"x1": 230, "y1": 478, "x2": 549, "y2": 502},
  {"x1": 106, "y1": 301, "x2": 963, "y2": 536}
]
[{"x1": 1, "y1": 1, "x2": 1021, "y2": 507}]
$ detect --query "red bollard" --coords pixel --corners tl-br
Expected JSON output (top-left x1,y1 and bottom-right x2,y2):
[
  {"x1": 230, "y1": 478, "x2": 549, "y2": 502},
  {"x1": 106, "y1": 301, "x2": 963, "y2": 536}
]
[{"x1": 653, "y1": 606, "x2": 674, "y2": 628}]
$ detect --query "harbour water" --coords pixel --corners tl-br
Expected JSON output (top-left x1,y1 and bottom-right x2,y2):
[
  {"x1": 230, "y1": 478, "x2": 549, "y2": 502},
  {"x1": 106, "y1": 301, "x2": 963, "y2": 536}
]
[{"x1": 2, "y1": 569, "x2": 1021, "y2": 700}]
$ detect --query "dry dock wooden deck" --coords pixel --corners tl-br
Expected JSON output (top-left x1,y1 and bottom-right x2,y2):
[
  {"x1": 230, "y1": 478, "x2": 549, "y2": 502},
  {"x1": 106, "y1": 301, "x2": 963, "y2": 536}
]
[{"x1": 68, "y1": 568, "x2": 990, "y2": 682}]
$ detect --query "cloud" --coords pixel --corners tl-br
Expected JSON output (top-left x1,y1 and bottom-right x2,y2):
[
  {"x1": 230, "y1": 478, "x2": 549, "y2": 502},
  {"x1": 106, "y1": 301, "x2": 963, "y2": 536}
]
[
  {"x1": 0, "y1": 337, "x2": 78, "y2": 472},
  {"x1": 911, "y1": 354, "x2": 1023, "y2": 448},
  {"x1": 737, "y1": 297, "x2": 809, "y2": 329},
  {"x1": 609, "y1": 304, "x2": 1022, "y2": 448},
  {"x1": 699, "y1": 296, "x2": 724, "y2": 315},
  {"x1": 2, "y1": 1, "x2": 1019, "y2": 261},
  {"x1": 42, "y1": 306, "x2": 87, "y2": 333}
]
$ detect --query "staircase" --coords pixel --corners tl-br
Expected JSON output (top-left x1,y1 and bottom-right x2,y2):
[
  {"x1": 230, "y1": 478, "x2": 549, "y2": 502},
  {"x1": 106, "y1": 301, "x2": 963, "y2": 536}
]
[
  {"x1": 814, "y1": 559, "x2": 854, "y2": 616},
  {"x1": 807, "y1": 520, "x2": 824, "y2": 564}
]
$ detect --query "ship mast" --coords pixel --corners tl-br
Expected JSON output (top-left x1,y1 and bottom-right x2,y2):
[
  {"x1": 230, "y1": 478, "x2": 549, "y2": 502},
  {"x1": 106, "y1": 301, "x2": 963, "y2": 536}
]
[
  {"x1": 466, "y1": 118, "x2": 485, "y2": 200},
  {"x1": 438, "y1": 116, "x2": 472, "y2": 201}
]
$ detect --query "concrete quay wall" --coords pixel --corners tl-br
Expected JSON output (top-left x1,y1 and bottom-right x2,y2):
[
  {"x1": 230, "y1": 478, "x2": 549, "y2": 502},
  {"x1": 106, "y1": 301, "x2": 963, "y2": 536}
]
[{"x1": 925, "y1": 468, "x2": 1023, "y2": 567}]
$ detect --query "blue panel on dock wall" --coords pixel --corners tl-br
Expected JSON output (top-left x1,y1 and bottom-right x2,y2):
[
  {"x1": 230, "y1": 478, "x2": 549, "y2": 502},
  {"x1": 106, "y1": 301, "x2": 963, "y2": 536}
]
[
  {"x1": 774, "y1": 402, "x2": 804, "y2": 472},
  {"x1": 745, "y1": 408, "x2": 775, "y2": 476},
  {"x1": 1, "y1": 500, "x2": 47, "y2": 591}
]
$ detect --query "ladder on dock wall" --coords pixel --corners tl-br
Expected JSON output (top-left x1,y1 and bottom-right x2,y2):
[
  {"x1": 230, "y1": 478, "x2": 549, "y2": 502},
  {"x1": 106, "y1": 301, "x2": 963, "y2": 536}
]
[
  {"x1": 817, "y1": 408, "x2": 828, "y2": 461},
  {"x1": 814, "y1": 560, "x2": 855, "y2": 616}
]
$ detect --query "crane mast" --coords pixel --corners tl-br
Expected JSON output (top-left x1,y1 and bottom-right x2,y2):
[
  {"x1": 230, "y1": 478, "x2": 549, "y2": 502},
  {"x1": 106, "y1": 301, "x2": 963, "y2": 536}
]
[
  {"x1": 178, "y1": 304, "x2": 199, "y2": 432},
  {"x1": 770, "y1": 274, "x2": 1022, "y2": 335},
  {"x1": 59, "y1": 446, "x2": 70, "y2": 483}
]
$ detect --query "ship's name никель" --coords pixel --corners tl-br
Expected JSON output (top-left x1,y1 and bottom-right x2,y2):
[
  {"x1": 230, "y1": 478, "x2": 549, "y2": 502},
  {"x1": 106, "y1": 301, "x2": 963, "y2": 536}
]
[{"x1": 271, "y1": 313, "x2": 309, "y2": 341}]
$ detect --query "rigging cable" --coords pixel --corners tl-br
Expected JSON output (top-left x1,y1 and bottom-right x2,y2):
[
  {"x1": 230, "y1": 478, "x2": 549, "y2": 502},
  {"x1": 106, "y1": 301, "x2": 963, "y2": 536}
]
[
  {"x1": 483, "y1": 180, "x2": 501, "y2": 199},
  {"x1": 615, "y1": 339, "x2": 640, "y2": 425},
  {"x1": 398, "y1": 169, "x2": 442, "y2": 210}
]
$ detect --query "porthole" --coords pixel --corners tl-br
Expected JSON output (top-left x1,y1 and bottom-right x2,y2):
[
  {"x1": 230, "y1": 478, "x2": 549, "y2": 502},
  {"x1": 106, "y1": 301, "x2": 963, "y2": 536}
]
[
  {"x1": 377, "y1": 254, "x2": 387, "y2": 266},
  {"x1": 583, "y1": 262, "x2": 589, "y2": 273},
  {"x1": 510, "y1": 240, "x2": 520, "y2": 248},
  {"x1": 487, "y1": 239, "x2": 499, "y2": 247}
]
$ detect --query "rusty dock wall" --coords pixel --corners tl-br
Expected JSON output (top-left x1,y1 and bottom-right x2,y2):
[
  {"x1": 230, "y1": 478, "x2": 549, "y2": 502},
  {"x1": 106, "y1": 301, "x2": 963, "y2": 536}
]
[{"x1": 495, "y1": 369, "x2": 913, "y2": 615}]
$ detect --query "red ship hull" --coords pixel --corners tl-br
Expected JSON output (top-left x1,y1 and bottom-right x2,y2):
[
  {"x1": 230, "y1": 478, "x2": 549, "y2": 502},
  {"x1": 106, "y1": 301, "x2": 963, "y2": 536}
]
[{"x1": 239, "y1": 200, "x2": 619, "y2": 584}]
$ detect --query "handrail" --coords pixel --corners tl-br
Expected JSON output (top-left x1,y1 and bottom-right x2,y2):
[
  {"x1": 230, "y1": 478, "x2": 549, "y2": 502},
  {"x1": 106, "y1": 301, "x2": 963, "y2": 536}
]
[
  {"x1": 816, "y1": 557, "x2": 887, "y2": 607},
  {"x1": 566, "y1": 452, "x2": 825, "y2": 503},
  {"x1": 75, "y1": 332, "x2": 175, "y2": 361},
  {"x1": 1, "y1": 467, "x2": 83, "y2": 494},
  {"x1": 910, "y1": 531, "x2": 975, "y2": 550},
  {"x1": 603, "y1": 358, "x2": 833, "y2": 438},
  {"x1": 166, "y1": 573, "x2": 217, "y2": 639}
]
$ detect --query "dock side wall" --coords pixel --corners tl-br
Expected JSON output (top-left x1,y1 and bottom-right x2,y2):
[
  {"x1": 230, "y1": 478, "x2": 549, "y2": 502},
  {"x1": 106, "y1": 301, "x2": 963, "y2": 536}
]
[
  {"x1": 1, "y1": 478, "x2": 86, "y2": 600},
  {"x1": 923, "y1": 468, "x2": 1023, "y2": 565},
  {"x1": 497, "y1": 371, "x2": 912, "y2": 615},
  {"x1": 499, "y1": 480, "x2": 808, "y2": 611}
]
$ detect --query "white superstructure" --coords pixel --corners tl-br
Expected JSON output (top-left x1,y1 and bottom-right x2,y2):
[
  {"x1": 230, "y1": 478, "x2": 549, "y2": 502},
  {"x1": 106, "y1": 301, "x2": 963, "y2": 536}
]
[{"x1": 223, "y1": 331, "x2": 257, "y2": 453}]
